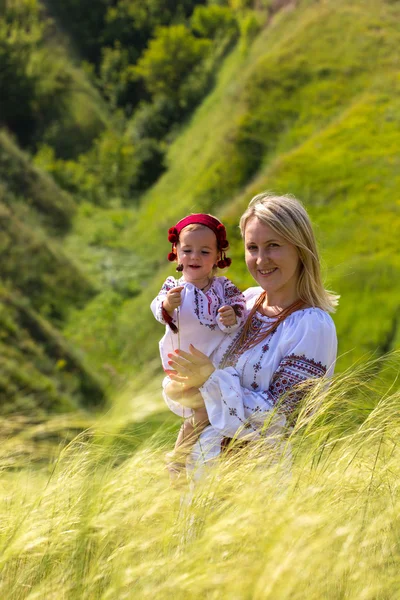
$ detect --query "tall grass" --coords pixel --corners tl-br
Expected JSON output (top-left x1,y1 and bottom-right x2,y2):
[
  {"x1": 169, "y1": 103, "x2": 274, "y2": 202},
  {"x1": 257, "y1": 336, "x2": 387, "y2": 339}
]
[{"x1": 1, "y1": 356, "x2": 399, "y2": 599}]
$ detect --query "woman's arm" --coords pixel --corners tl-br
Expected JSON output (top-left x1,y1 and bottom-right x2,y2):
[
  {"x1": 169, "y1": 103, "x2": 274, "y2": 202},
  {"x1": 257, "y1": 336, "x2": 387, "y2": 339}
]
[
  {"x1": 164, "y1": 379, "x2": 205, "y2": 408},
  {"x1": 200, "y1": 310, "x2": 337, "y2": 437},
  {"x1": 169, "y1": 310, "x2": 337, "y2": 438},
  {"x1": 162, "y1": 376, "x2": 205, "y2": 418}
]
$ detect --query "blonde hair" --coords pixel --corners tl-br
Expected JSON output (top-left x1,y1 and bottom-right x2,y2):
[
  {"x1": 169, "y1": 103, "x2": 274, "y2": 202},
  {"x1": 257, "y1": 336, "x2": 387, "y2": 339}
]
[{"x1": 239, "y1": 192, "x2": 339, "y2": 313}]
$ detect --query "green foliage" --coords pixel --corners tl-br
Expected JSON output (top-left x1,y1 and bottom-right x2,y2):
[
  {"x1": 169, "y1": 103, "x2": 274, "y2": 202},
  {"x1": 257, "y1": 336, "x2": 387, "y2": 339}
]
[
  {"x1": 0, "y1": 198, "x2": 94, "y2": 321},
  {"x1": 103, "y1": 0, "x2": 203, "y2": 59},
  {"x1": 134, "y1": 25, "x2": 212, "y2": 104},
  {"x1": 98, "y1": 42, "x2": 138, "y2": 111},
  {"x1": 133, "y1": 137, "x2": 166, "y2": 191},
  {"x1": 0, "y1": 286, "x2": 106, "y2": 415},
  {"x1": 0, "y1": 128, "x2": 107, "y2": 414},
  {"x1": 0, "y1": 0, "x2": 107, "y2": 155},
  {"x1": 0, "y1": 0, "x2": 45, "y2": 145},
  {"x1": 35, "y1": 126, "x2": 166, "y2": 204},
  {"x1": 67, "y1": 0, "x2": 400, "y2": 379},
  {"x1": 191, "y1": 4, "x2": 238, "y2": 38},
  {"x1": 238, "y1": 10, "x2": 263, "y2": 52},
  {"x1": 128, "y1": 96, "x2": 179, "y2": 142},
  {"x1": 44, "y1": 0, "x2": 110, "y2": 65},
  {"x1": 0, "y1": 131, "x2": 75, "y2": 232}
]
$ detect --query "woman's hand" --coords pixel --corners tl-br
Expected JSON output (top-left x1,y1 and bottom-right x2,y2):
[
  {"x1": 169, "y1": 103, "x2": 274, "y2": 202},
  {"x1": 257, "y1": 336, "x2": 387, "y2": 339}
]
[
  {"x1": 167, "y1": 345, "x2": 215, "y2": 389},
  {"x1": 164, "y1": 380, "x2": 205, "y2": 409}
]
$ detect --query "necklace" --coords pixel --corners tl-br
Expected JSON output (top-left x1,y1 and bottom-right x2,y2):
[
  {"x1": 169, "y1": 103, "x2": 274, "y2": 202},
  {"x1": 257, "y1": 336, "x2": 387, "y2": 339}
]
[
  {"x1": 198, "y1": 278, "x2": 212, "y2": 292},
  {"x1": 182, "y1": 277, "x2": 211, "y2": 292},
  {"x1": 220, "y1": 292, "x2": 304, "y2": 367}
]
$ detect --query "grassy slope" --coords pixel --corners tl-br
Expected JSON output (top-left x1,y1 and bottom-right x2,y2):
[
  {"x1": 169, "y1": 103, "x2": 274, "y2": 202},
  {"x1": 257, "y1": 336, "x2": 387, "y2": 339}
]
[
  {"x1": 0, "y1": 132, "x2": 106, "y2": 413},
  {"x1": 65, "y1": 0, "x2": 400, "y2": 380}
]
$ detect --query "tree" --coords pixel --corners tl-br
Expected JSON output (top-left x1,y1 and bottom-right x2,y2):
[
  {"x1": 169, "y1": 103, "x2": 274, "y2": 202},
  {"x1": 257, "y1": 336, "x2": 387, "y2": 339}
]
[{"x1": 134, "y1": 25, "x2": 211, "y2": 104}]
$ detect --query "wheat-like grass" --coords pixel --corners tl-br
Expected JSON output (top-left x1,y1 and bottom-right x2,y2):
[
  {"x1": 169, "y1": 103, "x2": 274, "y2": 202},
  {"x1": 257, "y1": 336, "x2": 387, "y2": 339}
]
[{"x1": 0, "y1": 356, "x2": 399, "y2": 599}]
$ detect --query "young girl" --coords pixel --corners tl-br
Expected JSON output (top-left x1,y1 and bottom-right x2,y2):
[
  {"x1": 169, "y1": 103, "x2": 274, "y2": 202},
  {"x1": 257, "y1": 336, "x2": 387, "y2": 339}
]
[{"x1": 150, "y1": 213, "x2": 246, "y2": 477}]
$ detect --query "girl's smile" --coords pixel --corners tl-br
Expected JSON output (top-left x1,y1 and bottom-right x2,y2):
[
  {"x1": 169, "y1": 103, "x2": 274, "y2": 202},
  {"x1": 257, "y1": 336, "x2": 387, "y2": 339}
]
[{"x1": 177, "y1": 227, "x2": 218, "y2": 288}]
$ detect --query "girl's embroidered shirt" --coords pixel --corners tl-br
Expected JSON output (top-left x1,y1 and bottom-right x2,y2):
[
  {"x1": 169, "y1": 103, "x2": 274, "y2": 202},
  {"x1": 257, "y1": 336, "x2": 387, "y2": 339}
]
[{"x1": 150, "y1": 276, "x2": 247, "y2": 370}]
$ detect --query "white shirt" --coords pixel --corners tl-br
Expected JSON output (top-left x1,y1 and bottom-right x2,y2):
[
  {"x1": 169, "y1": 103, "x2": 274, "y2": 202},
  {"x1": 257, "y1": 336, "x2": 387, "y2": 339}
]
[
  {"x1": 150, "y1": 275, "x2": 247, "y2": 371},
  {"x1": 163, "y1": 286, "x2": 338, "y2": 469}
]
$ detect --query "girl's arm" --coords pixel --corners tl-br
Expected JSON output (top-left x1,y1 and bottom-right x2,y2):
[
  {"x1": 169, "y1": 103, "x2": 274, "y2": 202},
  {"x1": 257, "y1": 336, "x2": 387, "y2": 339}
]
[{"x1": 150, "y1": 277, "x2": 180, "y2": 324}]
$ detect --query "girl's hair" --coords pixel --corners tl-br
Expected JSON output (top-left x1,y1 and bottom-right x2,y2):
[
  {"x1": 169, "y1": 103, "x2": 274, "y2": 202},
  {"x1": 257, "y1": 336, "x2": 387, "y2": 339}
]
[
  {"x1": 239, "y1": 192, "x2": 339, "y2": 313},
  {"x1": 179, "y1": 223, "x2": 219, "y2": 244}
]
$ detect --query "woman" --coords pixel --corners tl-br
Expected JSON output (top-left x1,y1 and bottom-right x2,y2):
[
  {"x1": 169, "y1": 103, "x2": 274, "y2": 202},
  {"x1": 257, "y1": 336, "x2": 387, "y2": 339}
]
[{"x1": 165, "y1": 193, "x2": 338, "y2": 474}]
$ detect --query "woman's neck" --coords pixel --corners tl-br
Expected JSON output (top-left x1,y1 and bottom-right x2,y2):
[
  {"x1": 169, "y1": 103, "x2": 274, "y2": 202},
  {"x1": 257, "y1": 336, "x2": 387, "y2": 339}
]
[{"x1": 261, "y1": 291, "x2": 301, "y2": 316}]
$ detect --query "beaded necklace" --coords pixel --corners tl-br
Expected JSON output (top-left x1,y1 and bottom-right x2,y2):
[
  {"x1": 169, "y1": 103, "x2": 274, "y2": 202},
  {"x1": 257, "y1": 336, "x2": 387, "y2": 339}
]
[{"x1": 221, "y1": 292, "x2": 304, "y2": 367}]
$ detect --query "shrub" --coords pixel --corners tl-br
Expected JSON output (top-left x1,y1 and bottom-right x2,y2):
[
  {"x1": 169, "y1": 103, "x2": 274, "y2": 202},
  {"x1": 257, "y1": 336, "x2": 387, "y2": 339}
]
[
  {"x1": 128, "y1": 96, "x2": 179, "y2": 142},
  {"x1": 191, "y1": 5, "x2": 238, "y2": 39},
  {"x1": 98, "y1": 42, "x2": 140, "y2": 111},
  {"x1": 131, "y1": 138, "x2": 166, "y2": 191},
  {"x1": 239, "y1": 11, "x2": 263, "y2": 53},
  {"x1": 134, "y1": 25, "x2": 211, "y2": 105}
]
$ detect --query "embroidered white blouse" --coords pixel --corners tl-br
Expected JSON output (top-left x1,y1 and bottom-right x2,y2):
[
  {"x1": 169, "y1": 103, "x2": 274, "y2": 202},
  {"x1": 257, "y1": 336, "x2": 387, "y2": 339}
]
[
  {"x1": 150, "y1": 275, "x2": 247, "y2": 371},
  {"x1": 163, "y1": 286, "x2": 337, "y2": 464}
]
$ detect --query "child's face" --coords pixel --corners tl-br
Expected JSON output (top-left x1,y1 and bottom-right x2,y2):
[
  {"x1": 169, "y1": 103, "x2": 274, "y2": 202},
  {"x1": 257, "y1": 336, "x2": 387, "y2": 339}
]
[{"x1": 177, "y1": 226, "x2": 218, "y2": 284}]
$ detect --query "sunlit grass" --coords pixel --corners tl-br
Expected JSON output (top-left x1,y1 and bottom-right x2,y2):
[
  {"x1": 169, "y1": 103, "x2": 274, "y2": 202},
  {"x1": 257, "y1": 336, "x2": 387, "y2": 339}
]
[{"x1": 1, "y1": 356, "x2": 399, "y2": 599}]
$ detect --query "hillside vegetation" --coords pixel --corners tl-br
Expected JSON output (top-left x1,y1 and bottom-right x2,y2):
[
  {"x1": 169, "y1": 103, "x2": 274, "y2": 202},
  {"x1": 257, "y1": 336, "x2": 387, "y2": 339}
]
[
  {"x1": 1, "y1": 0, "x2": 399, "y2": 415},
  {"x1": 0, "y1": 0, "x2": 249, "y2": 413},
  {"x1": 0, "y1": 132, "x2": 105, "y2": 413},
  {"x1": 64, "y1": 0, "x2": 400, "y2": 381}
]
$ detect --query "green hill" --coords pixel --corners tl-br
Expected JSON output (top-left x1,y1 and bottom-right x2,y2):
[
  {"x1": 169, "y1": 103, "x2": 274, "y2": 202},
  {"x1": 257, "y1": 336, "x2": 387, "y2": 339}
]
[
  {"x1": 64, "y1": 0, "x2": 400, "y2": 379},
  {"x1": 1, "y1": 0, "x2": 399, "y2": 415},
  {"x1": 0, "y1": 132, "x2": 105, "y2": 414}
]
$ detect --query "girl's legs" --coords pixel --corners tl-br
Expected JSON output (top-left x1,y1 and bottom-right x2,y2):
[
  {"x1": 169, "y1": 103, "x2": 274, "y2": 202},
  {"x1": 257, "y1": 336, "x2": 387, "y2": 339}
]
[{"x1": 166, "y1": 406, "x2": 209, "y2": 479}]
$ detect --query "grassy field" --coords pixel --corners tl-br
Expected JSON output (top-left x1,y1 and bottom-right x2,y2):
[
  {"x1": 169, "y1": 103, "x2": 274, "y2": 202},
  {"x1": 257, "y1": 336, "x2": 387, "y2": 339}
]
[{"x1": 1, "y1": 355, "x2": 399, "y2": 599}]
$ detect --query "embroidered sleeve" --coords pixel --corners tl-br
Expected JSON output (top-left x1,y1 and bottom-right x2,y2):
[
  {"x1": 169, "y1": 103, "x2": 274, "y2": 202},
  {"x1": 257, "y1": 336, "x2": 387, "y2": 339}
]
[
  {"x1": 265, "y1": 354, "x2": 327, "y2": 416},
  {"x1": 199, "y1": 367, "x2": 277, "y2": 438},
  {"x1": 216, "y1": 279, "x2": 247, "y2": 333},
  {"x1": 150, "y1": 277, "x2": 178, "y2": 324}
]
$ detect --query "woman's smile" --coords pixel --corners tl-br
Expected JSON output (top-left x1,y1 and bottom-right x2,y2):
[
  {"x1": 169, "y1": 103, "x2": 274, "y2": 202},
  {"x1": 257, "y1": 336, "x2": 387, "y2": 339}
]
[{"x1": 258, "y1": 267, "x2": 277, "y2": 275}]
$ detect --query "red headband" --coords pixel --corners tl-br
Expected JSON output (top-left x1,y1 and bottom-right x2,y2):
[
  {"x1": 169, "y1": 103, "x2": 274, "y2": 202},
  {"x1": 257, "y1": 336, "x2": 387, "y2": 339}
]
[{"x1": 167, "y1": 213, "x2": 232, "y2": 269}]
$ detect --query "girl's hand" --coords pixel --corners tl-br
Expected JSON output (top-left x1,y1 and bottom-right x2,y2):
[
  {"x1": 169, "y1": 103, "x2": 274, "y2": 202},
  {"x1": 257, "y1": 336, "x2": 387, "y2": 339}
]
[
  {"x1": 167, "y1": 345, "x2": 215, "y2": 389},
  {"x1": 163, "y1": 286, "x2": 184, "y2": 314},
  {"x1": 218, "y1": 305, "x2": 237, "y2": 327}
]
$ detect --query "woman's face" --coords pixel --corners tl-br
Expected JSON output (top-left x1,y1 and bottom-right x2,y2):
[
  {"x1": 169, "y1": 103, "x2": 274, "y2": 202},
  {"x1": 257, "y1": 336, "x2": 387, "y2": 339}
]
[{"x1": 244, "y1": 217, "x2": 301, "y2": 306}]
